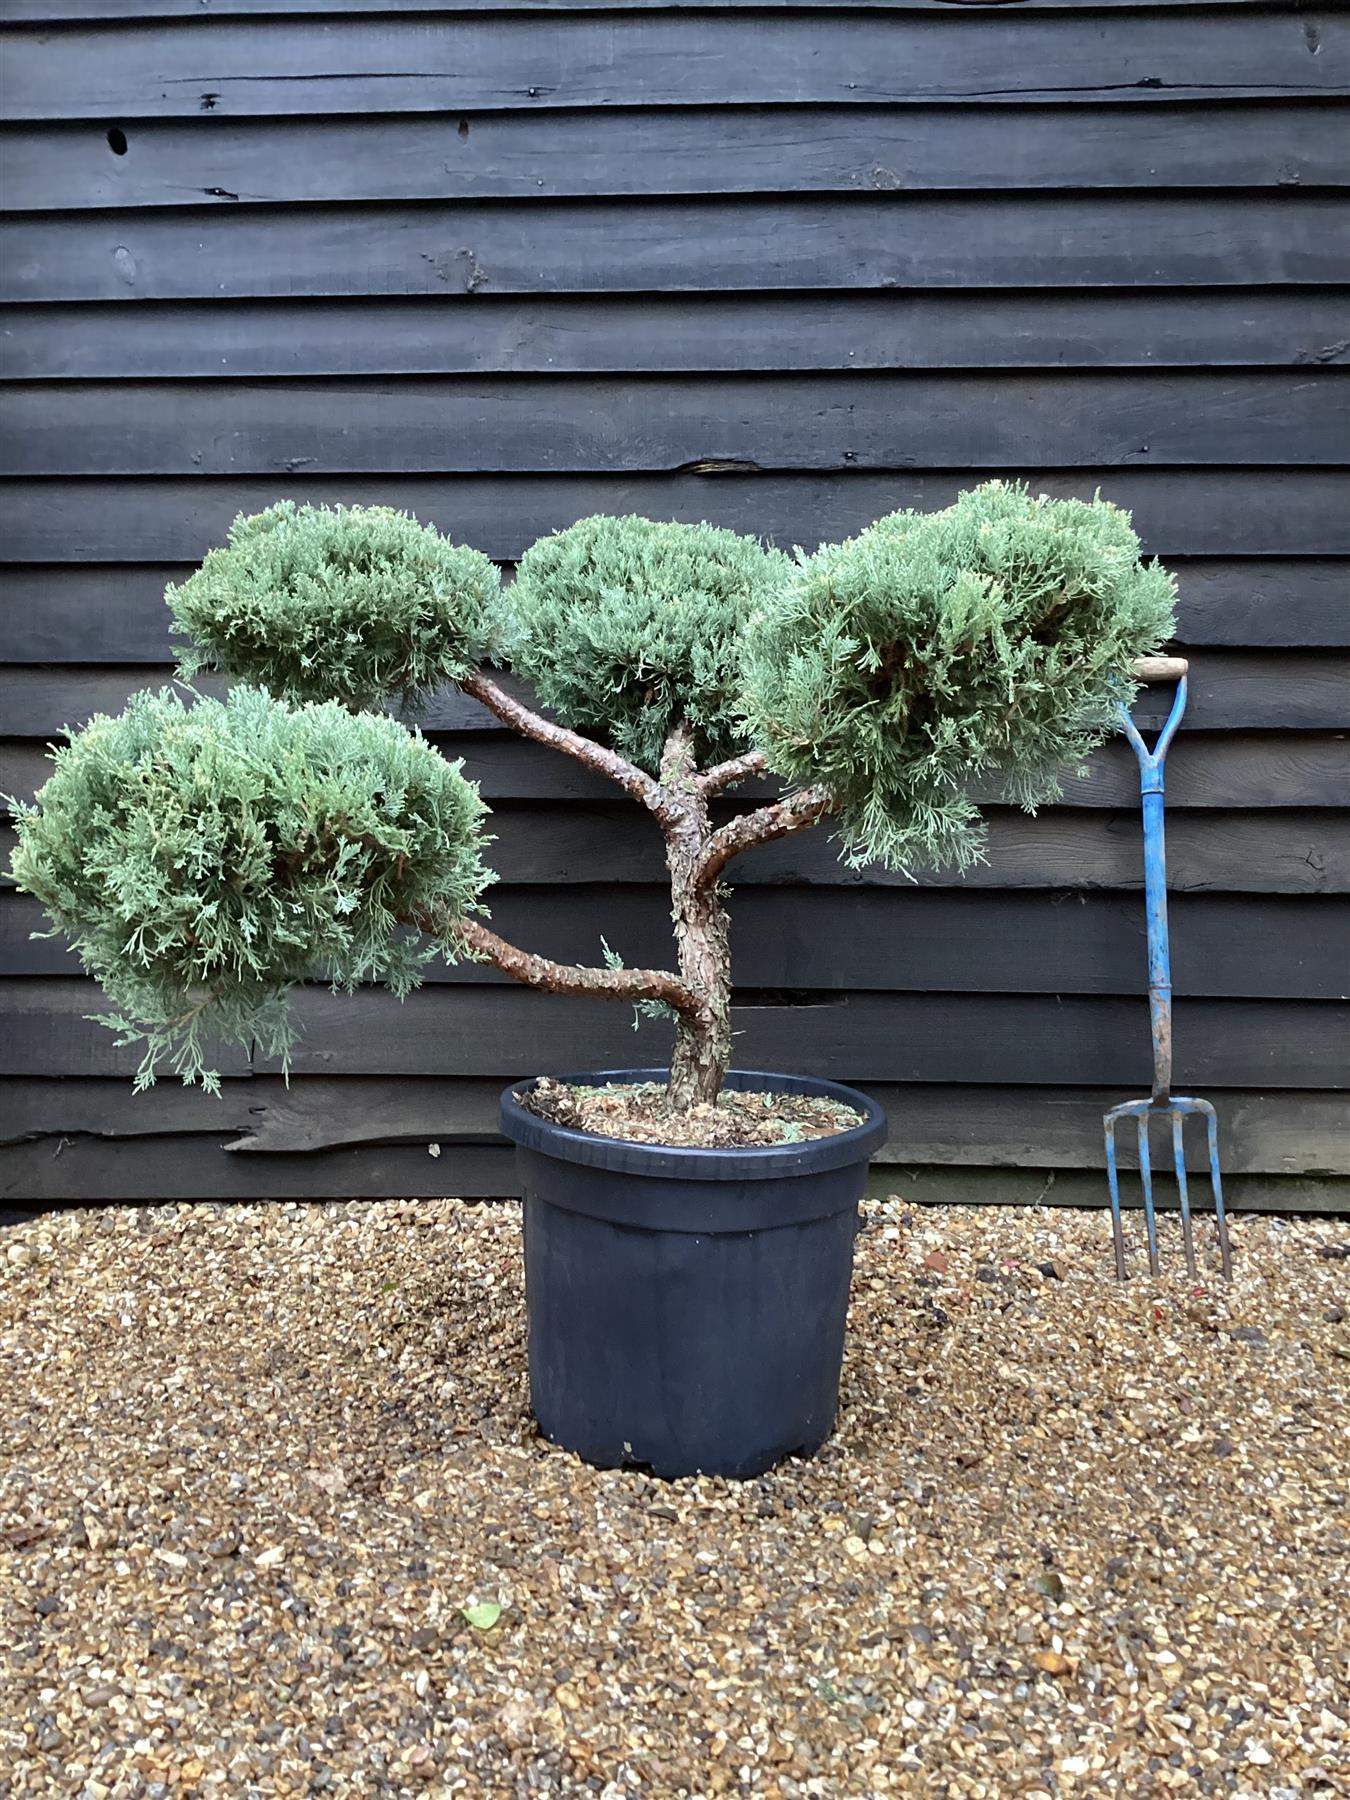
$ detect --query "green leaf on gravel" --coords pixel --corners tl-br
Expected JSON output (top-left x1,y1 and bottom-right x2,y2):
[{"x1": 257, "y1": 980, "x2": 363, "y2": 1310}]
[{"x1": 461, "y1": 1602, "x2": 503, "y2": 1631}]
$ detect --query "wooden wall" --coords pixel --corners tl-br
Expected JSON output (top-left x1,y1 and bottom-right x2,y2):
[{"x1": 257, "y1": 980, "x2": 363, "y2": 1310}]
[{"x1": 2, "y1": 0, "x2": 1347, "y2": 1208}]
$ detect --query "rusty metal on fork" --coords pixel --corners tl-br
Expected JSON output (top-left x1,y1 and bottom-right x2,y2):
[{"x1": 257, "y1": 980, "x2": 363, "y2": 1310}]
[{"x1": 1103, "y1": 656, "x2": 1233, "y2": 1282}]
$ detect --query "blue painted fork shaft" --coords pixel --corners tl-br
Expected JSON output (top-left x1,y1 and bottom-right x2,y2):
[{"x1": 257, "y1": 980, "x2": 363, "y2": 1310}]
[{"x1": 1140, "y1": 784, "x2": 1173, "y2": 1103}]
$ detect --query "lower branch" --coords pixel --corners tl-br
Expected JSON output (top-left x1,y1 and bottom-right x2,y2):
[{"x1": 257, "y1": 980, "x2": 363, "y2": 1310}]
[
  {"x1": 422, "y1": 911, "x2": 704, "y2": 1022},
  {"x1": 461, "y1": 670, "x2": 684, "y2": 828},
  {"x1": 695, "y1": 749, "x2": 768, "y2": 796},
  {"x1": 696, "y1": 783, "x2": 837, "y2": 886}
]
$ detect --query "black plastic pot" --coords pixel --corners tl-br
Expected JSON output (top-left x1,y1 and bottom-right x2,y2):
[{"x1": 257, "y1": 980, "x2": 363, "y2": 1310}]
[{"x1": 499, "y1": 1068, "x2": 887, "y2": 1479}]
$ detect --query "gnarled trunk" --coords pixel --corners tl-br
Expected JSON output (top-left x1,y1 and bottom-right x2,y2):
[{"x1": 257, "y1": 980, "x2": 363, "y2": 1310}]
[
  {"x1": 661, "y1": 724, "x2": 734, "y2": 1110},
  {"x1": 667, "y1": 874, "x2": 732, "y2": 1110}
]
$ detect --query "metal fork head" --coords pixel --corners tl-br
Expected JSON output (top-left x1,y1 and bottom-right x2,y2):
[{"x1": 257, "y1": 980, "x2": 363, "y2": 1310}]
[{"x1": 1103, "y1": 1097, "x2": 1233, "y2": 1282}]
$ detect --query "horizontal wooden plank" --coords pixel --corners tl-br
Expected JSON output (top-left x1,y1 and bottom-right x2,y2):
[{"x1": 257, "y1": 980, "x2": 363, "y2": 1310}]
[
  {"x1": 7, "y1": 196, "x2": 1347, "y2": 304},
  {"x1": 4, "y1": 471, "x2": 1347, "y2": 564},
  {"x1": 6, "y1": 14, "x2": 1345, "y2": 122},
  {"x1": 8, "y1": 104, "x2": 1347, "y2": 213},
  {"x1": 0, "y1": 979, "x2": 254, "y2": 1078},
  {"x1": 9, "y1": 719, "x2": 1350, "y2": 830},
  {"x1": 2, "y1": 557, "x2": 1343, "y2": 661},
  {"x1": 1165, "y1": 559, "x2": 1350, "y2": 647},
  {"x1": 10, "y1": 804, "x2": 1336, "y2": 893},
  {"x1": 0, "y1": 0, "x2": 1312, "y2": 21},
  {"x1": 7, "y1": 730, "x2": 1350, "y2": 813},
  {"x1": 7, "y1": 1131, "x2": 1345, "y2": 1210},
  {"x1": 4, "y1": 977, "x2": 1346, "y2": 1084},
  {"x1": 6, "y1": 373, "x2": 1343, "y2": 476},
  {"x1": 0, "y1": 0, "x2": 1311, "y2": 19},
  {"x1": 0, "y1": 1133, "x2": 520, "y2": 1201},
  {"x1": 6, "y1": 291, "x2": 1349, "y2": 383},
  {"x1": 5, "y1": 1076, "x2": 1346, "y2": 1175},
  {"x1": 877, "y1": 1166, "x2": 1350, "y2": 1213},
  {"x1": 5, "y1": 886, "x2": 1346, "y2": 998},
  {"x1": 6, "y1": 651, "x2": 1344, "y2": 739}
]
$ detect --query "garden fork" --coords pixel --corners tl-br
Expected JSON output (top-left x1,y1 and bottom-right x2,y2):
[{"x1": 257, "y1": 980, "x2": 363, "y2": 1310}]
[{"x1": 1104, "y1": 656, "x2": 1233, "y2": 1282}]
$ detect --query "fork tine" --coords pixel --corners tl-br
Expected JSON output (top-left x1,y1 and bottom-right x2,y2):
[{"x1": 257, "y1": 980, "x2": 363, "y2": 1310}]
[
  {"x1": 1137, "y1": 1113, "x2": 1160, "y2": 1278},
  {"x1": 1201, "y1": 1103, "x2": 1233, "y2": 1281},
  {"x1": 1105, "y1": 1116, "x2": 1128, "y2": 1281},
  {"x1": 1171, "y1": 1111, "x2": 1197, "y2": 1278}
]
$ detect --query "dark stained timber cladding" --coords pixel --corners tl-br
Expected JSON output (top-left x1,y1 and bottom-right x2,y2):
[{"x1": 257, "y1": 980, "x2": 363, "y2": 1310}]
[
  {"x1": 5, "y1": 1077, "x2": 1348, "y2": 1180},
  {"x1": 1, "y1": 0, "x2": 1347, "y2": 1197},
  {"x1": 4, "y1": 653, "x2": 1346, "y2": 737},
  {"x1": 7, "y1": 105, "x2": 1349, "y2": 211},
  {"x1": 0, "y1": 0, "x2": 1325, "y2": 18},
  {"x1": 6, "y1": 295, "x2": 1348, "y2": 382},
  {"x1": 5, "y1": 1136, "x2": 1345, "y2": 1209},
  {"x1": 4, "y1": 804, "x2": 1348, "y2": 893},
  {"x1": 7, "y1": 732, "x2": 1350, "y2": 811},
  {"x1": 7, "y1": 197, "x2": 1349, "y2": 305},
  {"x1": 5, "y1": 14, "x2": 1346, "y2": 120},
  {"x1": 5, "y1": 472, "x2": 1349, "y2": 564},
  {"x1": 4, "y1": 888, "x2": 1348, "y2": 999},
  {"x1": 4, "y1": 374, "x2": 1346, "y2": 475},
  {"x1": 2, "y1": 978, "x2": 1347, "y2": 1087},
  {"x1": 2, "y1": 560, "x2": 1345, "y2": 661}
]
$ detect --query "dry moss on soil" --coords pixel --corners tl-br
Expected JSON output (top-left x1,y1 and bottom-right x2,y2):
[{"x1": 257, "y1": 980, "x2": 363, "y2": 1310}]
[
  {"x1": 1, "y1": 1198, "x2": 1347, "y2": 1800},
  {"x1": 519, "y1": 1080, "x2": 865, "y2": 1149}
]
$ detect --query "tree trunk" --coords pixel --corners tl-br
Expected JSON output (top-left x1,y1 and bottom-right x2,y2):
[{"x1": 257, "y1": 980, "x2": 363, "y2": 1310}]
[
  {"x1": 661, "y1": 724, "x2": 734, "y2": 1110},
  {"x1": 667, "y1": 875, "x2": 733, "y2": 1110}
]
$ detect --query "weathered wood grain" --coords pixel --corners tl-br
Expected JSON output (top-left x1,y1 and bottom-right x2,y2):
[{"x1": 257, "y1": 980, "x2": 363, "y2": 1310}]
[
  {"x1": 0, "y1": 1134, "x2": 519, "y2": 1201},
  {"x1": 5, "y1": 471, "x2": 1348, "y2": 564},
  {"x1": 5, "y1": 886, "x2": 1346, "y2": 998},
  {"x1": 2, "y1": 0, "x2": 1345, "y2": 1204},
  {"x1": 3, "y1": 558, "x2": 1343, "y2": 661},
  {"x1": 7, "y1": 373, "x2": 1343, "y2": 475},
  {"x1": 13, "y1": 805, "x2": 1336, "y2": 893},
  {"x1": 6, "y1": 1131, "x2": 1345, "y2": 1209},
  {"x1": 8, "y1": 104, "x2": 1346, "y2": 212},
  {"x1": 5, "y1": 652, "x2": 1344, "y2": 738},
  {"x1": 7, "y1": 196, "x2": 1346, "y2": 305},
  {"x1": 6, "y1": 14, "x2": 1344, "y2": 122},
  {"x1": 6, "y1": 730, "x2": 1349, "y2": 813},
  {"x1": 4, "y1": 977, "x2": 1345, "y2": 1084},
  {"x1": 0, "y1": 0, "x2": 1315, "y2": 20},
  {"x1": 6, "y1": 1076, "x2": 1346, "y2": 1175},
  {"x1": 9, "y1": 294, "x2": 1345, "y2": 382}
]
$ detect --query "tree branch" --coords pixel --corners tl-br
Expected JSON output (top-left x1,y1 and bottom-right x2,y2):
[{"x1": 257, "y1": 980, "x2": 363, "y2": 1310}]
[
  {"x1": 420, "y1": 911, "x2": 705, "y2": 1022},
  {"x1": 695, "y1": 749, "x2": 768, "y2": 797},
  {"x1": 696, "y1": 784, "x2": 837, "y2": 886},
  {"x1": 460, "y1": 670, "x2": 684, "y2": 828}
]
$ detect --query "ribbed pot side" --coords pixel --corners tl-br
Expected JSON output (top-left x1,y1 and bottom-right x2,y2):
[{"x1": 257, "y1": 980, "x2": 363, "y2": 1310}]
[{"x1": 499, "y1": 1070, "x2": 888, "y2": 1480}]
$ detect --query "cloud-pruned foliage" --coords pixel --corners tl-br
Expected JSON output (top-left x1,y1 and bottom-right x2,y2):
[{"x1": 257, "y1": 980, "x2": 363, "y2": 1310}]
[
  {"x1": 9, "y1": 686, "x2": 491, "y2": 1090},
  {"x1": 740, "y1": 481, "x2": 1176, "y2": 872},
  {"x1": 168, "y1": 502, "x2": 499, "y2": 712},
  {"x1": 501, "y1": 514, "x2": 791, "y2": 773}
]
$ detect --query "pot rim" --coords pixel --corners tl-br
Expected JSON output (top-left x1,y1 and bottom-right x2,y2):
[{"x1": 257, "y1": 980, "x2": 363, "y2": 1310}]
[{"x1": 500, "y1": 1067, "x2": 887, "y2": 1182}]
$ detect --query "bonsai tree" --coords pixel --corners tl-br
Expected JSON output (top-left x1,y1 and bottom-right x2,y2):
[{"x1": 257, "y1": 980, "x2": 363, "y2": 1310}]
[{"x1": 9, "y1": 483, "x2": 1175, "y2": 1113}]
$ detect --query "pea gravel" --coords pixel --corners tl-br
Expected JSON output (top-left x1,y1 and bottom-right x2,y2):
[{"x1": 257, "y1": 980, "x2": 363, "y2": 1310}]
[{"x1": 1, "y1": 1196, "x2": 1347, "y2": 1800}]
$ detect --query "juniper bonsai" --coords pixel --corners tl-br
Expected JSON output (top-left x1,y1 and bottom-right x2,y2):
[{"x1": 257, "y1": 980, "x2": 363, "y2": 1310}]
[{"x1": 9, "y1": 484, "x2": 1175, "y2": 1112}]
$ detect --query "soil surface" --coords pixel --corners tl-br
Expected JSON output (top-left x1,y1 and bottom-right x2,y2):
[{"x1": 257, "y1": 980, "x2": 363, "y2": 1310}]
[
  {"x1": 1, "y1": 1199, "x2": 1347, "y2": 1798},
  {"x1": 519, "y1": 1078, "x2": 865, "y2": 1148}
]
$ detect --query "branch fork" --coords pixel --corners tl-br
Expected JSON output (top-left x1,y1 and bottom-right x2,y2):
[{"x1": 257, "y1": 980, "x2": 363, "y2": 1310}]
[{"x1": 440, "y1": 672, "x2": 838, "y2": 1105}]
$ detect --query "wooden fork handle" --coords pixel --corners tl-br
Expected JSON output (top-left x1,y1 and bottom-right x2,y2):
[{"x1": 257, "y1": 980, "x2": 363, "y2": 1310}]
[{"x1": 1131, "y1": 655, "x2": 1189, "y2": 682}]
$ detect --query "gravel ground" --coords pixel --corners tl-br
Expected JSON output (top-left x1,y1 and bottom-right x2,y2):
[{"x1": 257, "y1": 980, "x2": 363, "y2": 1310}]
[{"x1": 1, "y1": 1197, "x2": 1347, "y2": 1800}]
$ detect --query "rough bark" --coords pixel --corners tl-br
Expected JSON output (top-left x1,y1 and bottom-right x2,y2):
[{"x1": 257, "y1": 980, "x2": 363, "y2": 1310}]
[
  {"x1": 697, "y1": 783, "x2": 838, "y2": 887},
  {"x1": 696, "y1": 748, "x2": 768, "y2": 797},
  {"x1": 432, "y1": 680, "x2": 836, "y2": 1112},
  {"x1": 660, "y1": 723, "x2": 734, "y2": 1109},
  {"x1": 461, "y1": 669, "x2": 684, "y2": 828},
  {"x1": 422, "y1": 911, "x2": 704, "y2": 1022}
]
